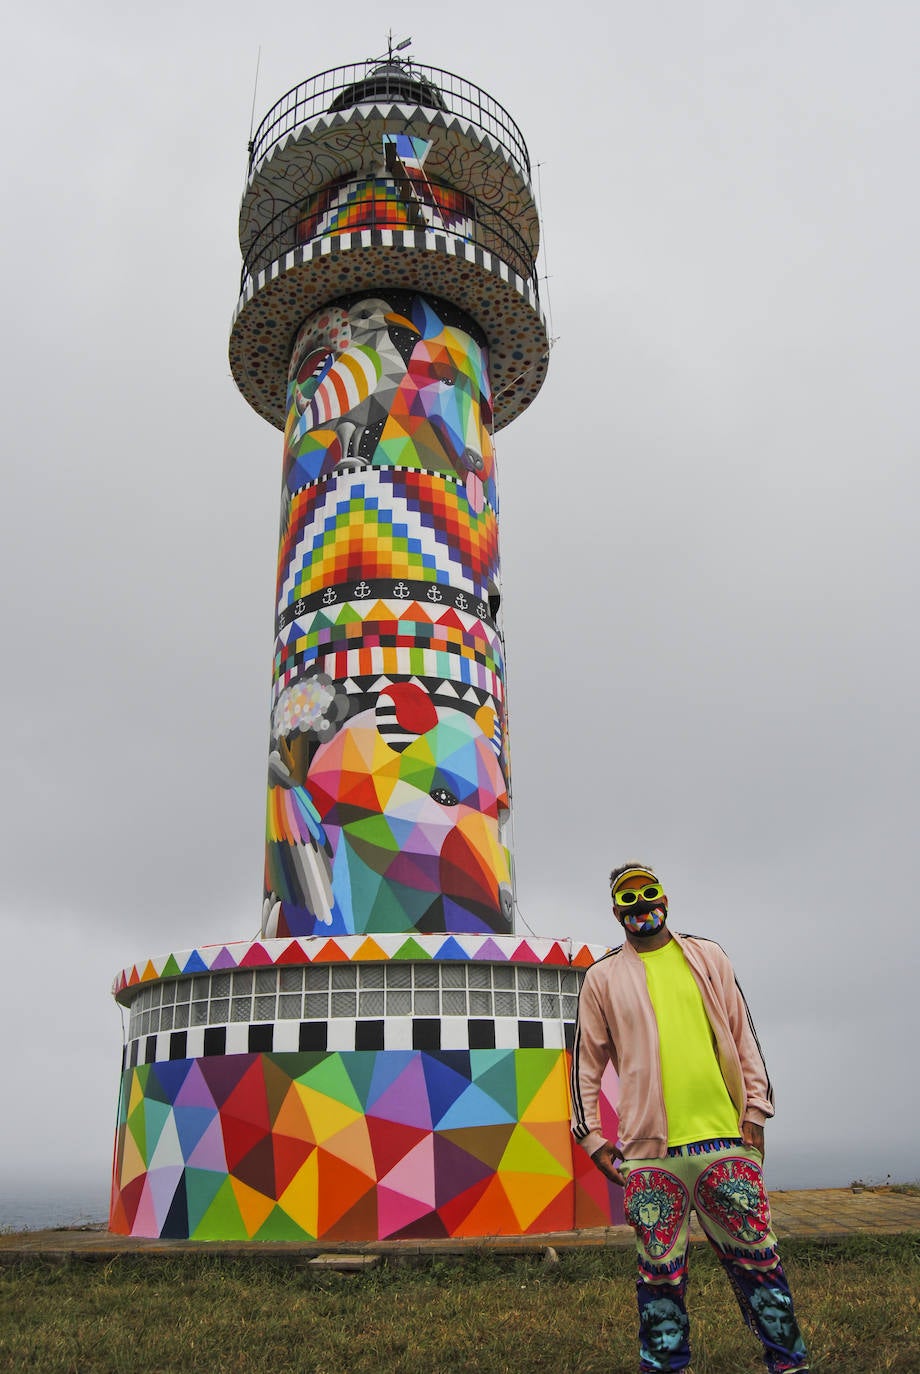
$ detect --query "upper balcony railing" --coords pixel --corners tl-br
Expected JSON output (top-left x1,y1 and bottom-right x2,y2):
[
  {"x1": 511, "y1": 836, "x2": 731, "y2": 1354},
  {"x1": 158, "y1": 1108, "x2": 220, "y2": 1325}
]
[
  {"x1": 248, "y1": 61, "x2": 532, "y2": 180},
  {"x1": 239, "y1": 179, "x2": 539, "y2": 300}
]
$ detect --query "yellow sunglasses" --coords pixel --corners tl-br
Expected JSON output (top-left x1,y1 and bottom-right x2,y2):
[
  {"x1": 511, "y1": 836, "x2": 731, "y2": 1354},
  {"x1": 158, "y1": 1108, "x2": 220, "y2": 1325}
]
[{"x1": 613, "y1": 883, "x2": 665, "y2": 908}]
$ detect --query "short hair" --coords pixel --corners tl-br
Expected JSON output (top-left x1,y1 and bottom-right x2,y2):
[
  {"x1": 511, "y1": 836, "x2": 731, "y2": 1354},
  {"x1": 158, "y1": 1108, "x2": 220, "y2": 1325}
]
[
  {"x1": 609, "y1": 861, "x2": 658, "y2": 894},
  {"x1": 749, "y1": 1285, "x2": 793, "y2": 1315},
  {"x1": 641, "y1": 1296, "x2": 686, "y2": 1326}
]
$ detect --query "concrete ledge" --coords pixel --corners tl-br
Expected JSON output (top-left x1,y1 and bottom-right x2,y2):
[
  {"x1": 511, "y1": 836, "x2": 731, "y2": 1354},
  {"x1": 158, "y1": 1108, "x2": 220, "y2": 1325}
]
[{"x1": 2, "y1": 1188, "x2": 917, "y2": 1265}]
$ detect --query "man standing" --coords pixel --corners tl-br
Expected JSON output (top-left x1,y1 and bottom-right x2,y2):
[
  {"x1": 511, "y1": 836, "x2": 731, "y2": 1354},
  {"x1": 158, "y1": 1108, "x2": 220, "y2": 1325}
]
[{"x1": 571, "y1": 863, "x2": 809, "y2": 1373}]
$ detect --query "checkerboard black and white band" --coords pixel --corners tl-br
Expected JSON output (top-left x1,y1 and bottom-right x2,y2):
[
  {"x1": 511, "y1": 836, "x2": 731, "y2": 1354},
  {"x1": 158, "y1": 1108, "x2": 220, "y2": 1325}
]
[{"x1": 124, "y1": 1014, "x2": 577, "y2": 1067}]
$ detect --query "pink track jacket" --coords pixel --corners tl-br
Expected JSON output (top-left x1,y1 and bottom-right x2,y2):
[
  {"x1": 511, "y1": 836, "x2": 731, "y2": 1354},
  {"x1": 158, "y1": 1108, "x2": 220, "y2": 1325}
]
[{"x1": 570, "y1": 931, "x2": 774, "y2": 1160}]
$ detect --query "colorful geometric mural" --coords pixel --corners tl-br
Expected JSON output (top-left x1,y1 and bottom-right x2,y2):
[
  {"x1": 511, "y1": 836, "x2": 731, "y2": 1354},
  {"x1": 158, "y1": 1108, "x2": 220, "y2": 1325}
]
[
  {"x1": 293, "y1": 132, "x2": 476, "y2": 248},
  {"x1": 265, "y1": 683, "x2": 511, "y2": 938},
  {"x1": 264, "y1": 292, "x2": 510, "y2": 941},
  {"x1": 110, "y1": 1047, "x2": 624, "y2": 1240},
  {"x1": 116, "y1": 64, "x2": 570, "y2": 1248},
  {"x1": 282, "y1": 292, "x2": 496, "y2": 507},
  {"x1": 238, "y1": 104, "x2": 538, "y2": 265}
]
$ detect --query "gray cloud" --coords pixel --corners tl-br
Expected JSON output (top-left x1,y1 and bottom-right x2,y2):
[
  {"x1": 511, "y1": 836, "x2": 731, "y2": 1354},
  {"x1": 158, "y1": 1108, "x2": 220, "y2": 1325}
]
[{"x1": 2, "y1": 0, "x2": 917, "y2": 1218}]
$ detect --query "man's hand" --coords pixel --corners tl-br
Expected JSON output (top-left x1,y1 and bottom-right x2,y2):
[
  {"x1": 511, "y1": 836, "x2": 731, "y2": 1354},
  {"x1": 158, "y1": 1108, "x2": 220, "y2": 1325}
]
[
  {"x1": 591, "y1": 1141, "x2": 627, "y2": 1186},
  {"x1": 741, "y1": 1121, "x2": 765, "y2": 1159}
]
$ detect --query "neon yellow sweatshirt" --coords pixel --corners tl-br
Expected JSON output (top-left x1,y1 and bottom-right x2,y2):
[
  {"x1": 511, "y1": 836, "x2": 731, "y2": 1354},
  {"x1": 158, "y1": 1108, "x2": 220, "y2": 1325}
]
[{"x1": 570, "y1": 931, "x2": 774, "y2": 1160}]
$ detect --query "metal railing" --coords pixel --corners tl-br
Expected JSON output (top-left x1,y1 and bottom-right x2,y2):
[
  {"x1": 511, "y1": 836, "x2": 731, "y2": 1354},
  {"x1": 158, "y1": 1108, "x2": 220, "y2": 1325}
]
[
  {"x1": 248, "y1": 61, "x2": 531, "y2": 178},
  {"x1": 239, "y1": 180, "x2": 539, "y2": 298}
]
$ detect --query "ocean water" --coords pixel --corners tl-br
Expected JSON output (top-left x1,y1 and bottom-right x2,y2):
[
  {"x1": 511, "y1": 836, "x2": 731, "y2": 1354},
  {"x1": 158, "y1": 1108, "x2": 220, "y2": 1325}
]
[{"x1": 0, "y1": 1184, "x2": 109, "y2": 1234}]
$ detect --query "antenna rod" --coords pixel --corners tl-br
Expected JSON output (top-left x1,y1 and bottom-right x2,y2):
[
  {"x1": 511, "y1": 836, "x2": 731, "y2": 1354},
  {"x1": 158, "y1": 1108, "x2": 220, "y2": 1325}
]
[{"x1": 248, "y1": 46, "x2": 262, "y2": 151}]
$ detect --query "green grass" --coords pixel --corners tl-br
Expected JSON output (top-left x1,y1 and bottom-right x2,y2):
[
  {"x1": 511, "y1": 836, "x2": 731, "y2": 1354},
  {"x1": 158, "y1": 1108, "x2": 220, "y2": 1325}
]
[{"x1": 1, "y1": 1235, "x2": 917, "y2": 1372}]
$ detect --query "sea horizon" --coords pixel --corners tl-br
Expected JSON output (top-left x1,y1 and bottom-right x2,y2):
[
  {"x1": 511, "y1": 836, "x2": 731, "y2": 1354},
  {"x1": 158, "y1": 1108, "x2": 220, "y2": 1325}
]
[
  {"x1": 1, "y1": 1184, "x2": 109, "y2": 1234},
  {"x1": 2, "y1": 1170, "x2": 912, "y2": 1235}
]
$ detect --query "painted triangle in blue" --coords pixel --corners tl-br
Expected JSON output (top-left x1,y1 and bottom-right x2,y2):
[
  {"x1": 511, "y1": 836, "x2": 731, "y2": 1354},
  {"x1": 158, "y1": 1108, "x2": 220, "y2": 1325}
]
[{"x1": 434, "y1": 936, "x2": 471, "y2": 961}]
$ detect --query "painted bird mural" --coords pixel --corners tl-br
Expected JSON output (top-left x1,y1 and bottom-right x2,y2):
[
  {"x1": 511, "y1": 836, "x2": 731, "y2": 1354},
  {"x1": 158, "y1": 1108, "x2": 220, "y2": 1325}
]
[
  {"x1": 373, "y1": 295, "x2": 497, "y2": 513},
  {"x1": 264, "y1": 681, "x2": 513, "y2": 940},
  {"x1": 283, "y1": 297, "x2": 419, "y2": 489},
  {"x1": 263, "y1": 673, "x2": 348, "y2": 937}
]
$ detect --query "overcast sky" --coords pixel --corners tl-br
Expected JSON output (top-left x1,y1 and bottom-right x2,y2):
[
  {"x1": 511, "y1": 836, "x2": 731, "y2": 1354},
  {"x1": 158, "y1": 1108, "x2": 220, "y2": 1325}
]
[{"x1": 2, "y1": 0, "x2": 918, "y2": 1223}]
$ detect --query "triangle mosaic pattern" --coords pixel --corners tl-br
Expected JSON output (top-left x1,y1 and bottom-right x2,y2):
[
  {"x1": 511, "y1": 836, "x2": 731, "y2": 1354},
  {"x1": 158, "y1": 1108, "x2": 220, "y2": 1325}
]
[
  {"x1": 111, "y1": 1048, "x2": 624, "y2": 1239},
  {"x1": 113, "y1": 935, "x2": 607, "y2": 993}
]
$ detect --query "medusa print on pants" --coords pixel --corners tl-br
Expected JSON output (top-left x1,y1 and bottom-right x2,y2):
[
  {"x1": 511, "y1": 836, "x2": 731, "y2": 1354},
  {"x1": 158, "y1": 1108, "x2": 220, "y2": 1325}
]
[
  {"x1": 624, "y1": 1168, "x2": 688, "y2": 1260},
  {"x1": 624, "y1": 1143, "x2": 809, "y2": 1373},
  {"x1": 695, "y1": 1155, "x2": 771, "y2": 1244}
]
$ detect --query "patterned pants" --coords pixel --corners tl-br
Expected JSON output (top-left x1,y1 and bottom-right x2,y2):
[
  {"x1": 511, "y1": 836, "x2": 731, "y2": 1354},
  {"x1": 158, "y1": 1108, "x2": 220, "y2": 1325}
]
[{"x1": 622, "y1": 1139, "x2": 809, "y2": 1373}]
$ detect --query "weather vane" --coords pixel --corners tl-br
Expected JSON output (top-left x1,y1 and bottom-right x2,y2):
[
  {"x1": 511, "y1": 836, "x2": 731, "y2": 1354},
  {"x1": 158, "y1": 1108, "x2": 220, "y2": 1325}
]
[{"x1": 384, "y1": 30, "x2": 413, "y2": 61}]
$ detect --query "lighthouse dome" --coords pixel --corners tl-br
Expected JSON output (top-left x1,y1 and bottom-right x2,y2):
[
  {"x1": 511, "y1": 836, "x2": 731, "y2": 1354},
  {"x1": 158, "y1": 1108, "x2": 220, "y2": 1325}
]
[{"x1": 328, "y1": 61, "x2": 446, "y2": 113}]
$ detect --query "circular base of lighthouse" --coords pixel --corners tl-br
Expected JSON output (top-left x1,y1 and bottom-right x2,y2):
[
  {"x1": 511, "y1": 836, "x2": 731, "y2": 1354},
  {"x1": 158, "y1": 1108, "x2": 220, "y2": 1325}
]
[
  {"x1": 229, "y1": 231, "x2": 549, "y2": 432},
  {"x1": 110, "y1": 935, "x2": 623, "y2": 1240}
]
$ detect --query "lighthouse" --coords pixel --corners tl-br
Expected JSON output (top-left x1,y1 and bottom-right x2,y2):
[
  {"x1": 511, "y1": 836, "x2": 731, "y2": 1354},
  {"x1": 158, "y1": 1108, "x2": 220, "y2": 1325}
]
[{"x1": 109, "y1": 55, "x2": 623, "y2": 1241}]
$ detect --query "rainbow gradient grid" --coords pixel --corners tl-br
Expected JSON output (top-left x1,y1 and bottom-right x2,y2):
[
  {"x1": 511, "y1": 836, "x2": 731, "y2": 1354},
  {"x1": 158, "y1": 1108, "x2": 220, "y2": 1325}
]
[
  {"x1": 277, "y1": 473, "x2": 499, "y2": 609},
  {"x1": 296, "y1": 177, "x2": 473, "y2": 244}
]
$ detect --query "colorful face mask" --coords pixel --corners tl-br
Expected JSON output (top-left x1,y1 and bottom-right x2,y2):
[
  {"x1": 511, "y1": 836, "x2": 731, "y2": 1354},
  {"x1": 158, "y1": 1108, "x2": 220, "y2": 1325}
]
[
  {"x1": 612, "y1": 869, "x2": 668, "y2": 936},
  {"x1": 620, "y1": 905, "x2": 668, "y2": 936}
]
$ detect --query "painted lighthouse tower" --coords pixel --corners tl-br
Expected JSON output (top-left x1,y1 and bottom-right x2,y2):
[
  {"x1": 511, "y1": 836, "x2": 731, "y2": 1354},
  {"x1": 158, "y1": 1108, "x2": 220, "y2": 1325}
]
[{"x1": 109, "y1": 56, "x2": 623, "y2": 1241}]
